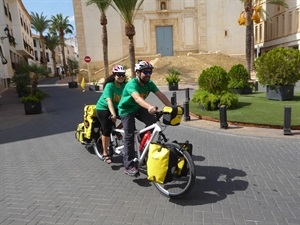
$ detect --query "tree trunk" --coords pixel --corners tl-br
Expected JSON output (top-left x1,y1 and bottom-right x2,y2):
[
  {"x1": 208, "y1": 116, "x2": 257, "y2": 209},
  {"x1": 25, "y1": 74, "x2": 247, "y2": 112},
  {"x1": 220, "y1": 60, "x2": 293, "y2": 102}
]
[
  {"x1": 31, "y1": 78, "x2": 38, "y2": 95},
  {"x1": 244, "y1": 0, "x2": 253, "y2": 79},
  {"x1": 51, "y1": 50, "x2": 57, "y2": 76},
  {"x1": 60, "y1": 31, "x2": 67, "y2": 76},
  {"x1": 129, "y1": 35, "x2": 136, "y2": 78},
  {"x1": 101, "y1": 14, "x2": 109, "y2": 78},
  {"x1": 40, "y1": 34, "x2": 47, "y2": 65}
]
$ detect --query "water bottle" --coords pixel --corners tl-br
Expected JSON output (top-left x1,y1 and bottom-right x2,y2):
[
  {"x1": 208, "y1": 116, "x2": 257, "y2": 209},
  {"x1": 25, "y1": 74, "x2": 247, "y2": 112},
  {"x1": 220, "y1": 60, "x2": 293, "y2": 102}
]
[{"x1": 139, "y1": 131, "x2": 151, "y2": 151}]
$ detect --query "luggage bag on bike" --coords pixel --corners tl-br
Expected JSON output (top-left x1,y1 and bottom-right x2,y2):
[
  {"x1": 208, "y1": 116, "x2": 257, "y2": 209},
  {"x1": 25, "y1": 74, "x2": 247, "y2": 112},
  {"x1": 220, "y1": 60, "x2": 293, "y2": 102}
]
[
  {"x1": 75, "y1": 122, "x2": 88, "y2": 144},
  {"x1": 83, "y1": 105, "x2": 101, "y2": 140},
  {"x1": 173, "y1": 141, "x2": 193, "y2": 177},
  {"x1": 162, "y1": 106, "x2": 184, "y2": 126},
  {"x1": 75, "y1": 105, "x2": 101, "y2": 143},
  {"x1": 147, "y1": 143, "x2": 178, "y2": 184}
]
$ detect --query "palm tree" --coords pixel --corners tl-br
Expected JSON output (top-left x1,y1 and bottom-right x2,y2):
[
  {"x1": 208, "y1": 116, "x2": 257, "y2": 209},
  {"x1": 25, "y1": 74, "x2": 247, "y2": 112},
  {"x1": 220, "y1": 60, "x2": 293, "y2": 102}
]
[
  {"x1": 30, "y1": 12, "x2": 50, "y2": 65},
  {"x1": 50, "y1": 14, "x2": 74, "y2": 76},
  {"x1": 44, "y1": 33, "x2": 60, "y2": 77},
  {"x1": 86, "y1": 0, "x2": 112, "y2": 78},
  {"x1": 15, "y1": 62, "x2": 48, "y2": 95},
  {"x1": 110, "y1": 0, "x2": 144, "y2": 78},
  {"x1": 239, "y1": 0, "x2": 288, "y2": 78}
]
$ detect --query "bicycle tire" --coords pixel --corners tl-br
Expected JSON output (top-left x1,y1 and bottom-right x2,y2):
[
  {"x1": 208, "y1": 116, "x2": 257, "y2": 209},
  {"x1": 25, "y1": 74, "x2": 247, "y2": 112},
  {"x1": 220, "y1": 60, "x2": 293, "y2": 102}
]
[
  {"x1": 93, "y1": 138, "x2": 104, "y2": 161},
  {"x1": 152, "y1": 142, "x2": 196, "y2": 199}
]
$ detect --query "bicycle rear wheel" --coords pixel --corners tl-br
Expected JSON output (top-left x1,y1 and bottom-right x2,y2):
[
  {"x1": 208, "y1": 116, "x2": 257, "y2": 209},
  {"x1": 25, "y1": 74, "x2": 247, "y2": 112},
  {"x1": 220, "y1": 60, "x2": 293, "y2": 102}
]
[
  {"x1": 152, "y1": 142, "x2": 196, "y2": 199},
  {"x1": 93, "y1": 138, "x2": 104, "y2": 161}
]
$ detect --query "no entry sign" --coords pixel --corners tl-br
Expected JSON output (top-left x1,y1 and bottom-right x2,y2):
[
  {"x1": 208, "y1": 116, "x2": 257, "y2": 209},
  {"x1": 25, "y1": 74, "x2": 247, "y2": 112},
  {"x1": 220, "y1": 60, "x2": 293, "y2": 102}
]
[{"x1": 84, "y1": 56, "x2": 91, "y2": 63}]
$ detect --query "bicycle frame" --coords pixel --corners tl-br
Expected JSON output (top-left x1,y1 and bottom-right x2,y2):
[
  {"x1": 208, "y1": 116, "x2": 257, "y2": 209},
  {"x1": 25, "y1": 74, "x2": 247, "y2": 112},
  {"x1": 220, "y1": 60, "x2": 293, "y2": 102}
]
[{"x1": 110, "y1": 120, "x2": 165, "y2": 164}]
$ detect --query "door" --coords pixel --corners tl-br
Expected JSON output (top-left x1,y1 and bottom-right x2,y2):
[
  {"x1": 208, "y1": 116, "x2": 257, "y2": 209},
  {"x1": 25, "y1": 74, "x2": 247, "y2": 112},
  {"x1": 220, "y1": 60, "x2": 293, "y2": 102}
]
[{"x1": 156, "y1": 26, "x2": 173, "y2": 56}]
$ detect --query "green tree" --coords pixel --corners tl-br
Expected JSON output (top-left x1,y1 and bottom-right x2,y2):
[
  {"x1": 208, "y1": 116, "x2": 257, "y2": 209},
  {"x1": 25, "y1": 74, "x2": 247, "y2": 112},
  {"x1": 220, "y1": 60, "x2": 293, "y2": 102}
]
[
  {"x1": 110, "y1": 0, "x2": 144, "y2": 78},
  {"x1": 44, "y1": 33, "x2": 60, "y2": 76},
  {"x1": 86, "y1": 0, "x2": 112, "y2": 78},
  {"x1": 239, "y1": 0, "x2": 288, "y2": 77},
  {"x1": 50, "y1": 14, "x2": 74, "y2": 75},
  {"x1": 67, "y1": 57, "x2": 79, "y2": 82},
  {"x1": 30, "y1": 12, "x2": 50, "y2": 65}
]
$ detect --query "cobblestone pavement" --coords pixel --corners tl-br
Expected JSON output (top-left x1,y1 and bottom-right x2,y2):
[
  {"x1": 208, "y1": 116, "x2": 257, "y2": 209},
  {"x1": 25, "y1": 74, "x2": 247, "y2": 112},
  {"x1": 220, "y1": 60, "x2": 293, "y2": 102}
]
[{"x1": 0, "y1": 77, "x2": 299, "y2": 225}]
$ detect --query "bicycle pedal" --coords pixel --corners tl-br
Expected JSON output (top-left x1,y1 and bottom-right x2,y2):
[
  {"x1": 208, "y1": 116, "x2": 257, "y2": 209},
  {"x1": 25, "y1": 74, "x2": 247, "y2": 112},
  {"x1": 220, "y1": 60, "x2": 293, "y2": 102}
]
[
  {"x1": 114, "y1": 149, "x2": 122, "y2": 155},
  {"x1": 134, "y1": 172, "x2": 140, "y2": 177}
]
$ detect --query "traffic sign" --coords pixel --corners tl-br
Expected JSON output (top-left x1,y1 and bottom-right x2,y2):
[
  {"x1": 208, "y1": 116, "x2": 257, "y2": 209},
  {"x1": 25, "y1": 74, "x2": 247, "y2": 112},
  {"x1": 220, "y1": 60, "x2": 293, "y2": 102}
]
[{"x1": 84, "y1": 56, "x2": 91, "y2": 63}]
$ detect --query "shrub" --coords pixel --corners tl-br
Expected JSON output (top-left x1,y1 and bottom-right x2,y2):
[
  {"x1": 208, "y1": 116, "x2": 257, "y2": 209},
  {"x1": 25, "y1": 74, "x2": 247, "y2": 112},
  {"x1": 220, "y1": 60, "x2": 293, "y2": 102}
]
[
  {"x1": 192, "y1": 90, "x2": 238, "y2": 111},
  {"x1": 193, "y1": 65, "x2": 238, "y2": 110},
  {"x1": 198, "y1": 66, "x2": 228, "y2": 94},
  {"x1": 12, "y1": 73, "x2": 31, "y2": 97},
  {"x1": 21, "y1": 89, "x2": 49, "y2": 103},
  {"x1": 228, "y1": 64, "x2": 251, "y2": 89},
  {"x1": 254, "y1": 47, "x2": 300, "y2": 87},
  {"x1": 219, "y1": 92, "x2": 239, "y2": 108}
]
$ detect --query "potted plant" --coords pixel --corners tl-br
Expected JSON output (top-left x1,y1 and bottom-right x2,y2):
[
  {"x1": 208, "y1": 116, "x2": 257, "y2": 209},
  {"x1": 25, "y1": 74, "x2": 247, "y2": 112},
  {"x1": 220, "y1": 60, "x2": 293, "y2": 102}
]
[
  {"x1": 15, "y1": 62, "x2": 49, "y2": 114},
  {"x1": 90, "y1": 80, "x2": 100, "y2": 91},
  {"x1": 228, "y1": 64, "x2": 253, "y2": 94},
  {"x1": 20, "y1": 89, "x2": 49, "y2": 114},
  {"x1": 166, "y1": 68, "x2": 181, "y2": 90},
  {"x1": 254, "y1": 47, "x2": 300, "y2": 100},
  {"x1": 67, "y1": 57, "x2": 79, "y2": 88}
]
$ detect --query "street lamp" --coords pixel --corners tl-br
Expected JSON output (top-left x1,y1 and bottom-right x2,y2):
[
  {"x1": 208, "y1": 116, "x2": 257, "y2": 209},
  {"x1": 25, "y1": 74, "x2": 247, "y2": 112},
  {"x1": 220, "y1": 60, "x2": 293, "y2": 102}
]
[{"x1": 1, "y1": 26, "x2": 10, "y2": 41}]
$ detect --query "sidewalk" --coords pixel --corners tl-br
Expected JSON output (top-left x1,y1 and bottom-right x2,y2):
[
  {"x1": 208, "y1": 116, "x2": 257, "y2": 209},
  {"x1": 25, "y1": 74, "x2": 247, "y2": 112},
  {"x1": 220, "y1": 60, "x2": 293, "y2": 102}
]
[{"x1": 0, "y1": 77, "x2": 299, "y2": 139}]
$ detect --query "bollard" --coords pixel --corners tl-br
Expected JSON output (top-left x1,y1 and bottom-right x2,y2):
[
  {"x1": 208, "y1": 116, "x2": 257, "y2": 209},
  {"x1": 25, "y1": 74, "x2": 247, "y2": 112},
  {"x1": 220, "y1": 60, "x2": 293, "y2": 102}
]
[
  {"x1": 283, "y1": 106, "x2": 292, "y2": 135},
  {"x1": 184, "y1": 88, "x2": 190, "y2": 121},
  {"x1": 183, "y1": 101, "x2": 190, "y2": 121},
  {"x1": 185, "y1": 88, "x2": 190, "y2": 101},
  {"x1": 219, "y1": 105, "x2": 228, "y2": 129},
  {"x1": 254, "y1": 80, "x2": 258, "y2": 92},
  {"x1": 171, "y1": 92, "x2": 177, "y2": 105}
]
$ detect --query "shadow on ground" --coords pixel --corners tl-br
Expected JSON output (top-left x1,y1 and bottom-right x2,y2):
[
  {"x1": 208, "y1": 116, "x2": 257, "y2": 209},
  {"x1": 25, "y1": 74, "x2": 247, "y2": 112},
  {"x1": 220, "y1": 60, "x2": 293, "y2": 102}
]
[{"x1": 170, "y1": 165, "x2": 248, "y2": 205}]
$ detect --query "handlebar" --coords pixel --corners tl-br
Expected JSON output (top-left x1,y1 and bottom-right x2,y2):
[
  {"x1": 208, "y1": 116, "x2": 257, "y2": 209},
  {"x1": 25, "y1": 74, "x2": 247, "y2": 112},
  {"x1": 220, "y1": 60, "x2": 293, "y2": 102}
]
[{"x1": 108, "y1": 107, "x2": 166, "y2": 122}]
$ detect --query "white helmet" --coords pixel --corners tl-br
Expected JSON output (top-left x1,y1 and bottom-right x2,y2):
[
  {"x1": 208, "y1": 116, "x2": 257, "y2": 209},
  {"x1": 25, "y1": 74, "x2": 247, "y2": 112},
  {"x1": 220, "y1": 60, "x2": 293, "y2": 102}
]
[
  {"x1": 112, "y1": 65, "x2": 126, "y2": 74},
  {"x1": 136, "y1": 61, "x2": 154, "y2": 71}
]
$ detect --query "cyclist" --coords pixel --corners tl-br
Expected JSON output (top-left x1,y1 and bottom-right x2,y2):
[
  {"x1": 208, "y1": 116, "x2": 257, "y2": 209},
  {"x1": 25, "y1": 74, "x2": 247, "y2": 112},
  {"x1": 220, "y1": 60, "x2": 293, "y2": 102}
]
[
  {"x1": 96, "y1": 65, "x2": 126, "y2": 164},
  {"x1": 118, "y1": 60, "x2": 172, "y2": 176}
]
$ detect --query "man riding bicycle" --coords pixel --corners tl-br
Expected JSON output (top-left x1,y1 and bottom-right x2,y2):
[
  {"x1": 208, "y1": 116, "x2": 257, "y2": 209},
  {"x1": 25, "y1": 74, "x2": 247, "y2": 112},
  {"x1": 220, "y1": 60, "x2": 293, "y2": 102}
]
[{"x1": 118, "y1": 60, "x2": 172, "y2": 176}]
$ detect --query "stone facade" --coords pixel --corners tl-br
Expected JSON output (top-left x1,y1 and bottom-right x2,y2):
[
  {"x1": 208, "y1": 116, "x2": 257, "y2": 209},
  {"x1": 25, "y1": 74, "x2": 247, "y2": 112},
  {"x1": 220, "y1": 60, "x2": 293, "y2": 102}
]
[{"x1": 72, "y1": 0, "x2": 246, "y2": 68}]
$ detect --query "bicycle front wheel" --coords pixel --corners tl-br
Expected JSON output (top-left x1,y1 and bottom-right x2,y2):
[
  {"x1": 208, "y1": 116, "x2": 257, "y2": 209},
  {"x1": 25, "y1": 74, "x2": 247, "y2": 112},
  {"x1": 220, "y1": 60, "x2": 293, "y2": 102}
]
[{"x1": 152, "y1": 142, "x2": 196, "y2": 199}]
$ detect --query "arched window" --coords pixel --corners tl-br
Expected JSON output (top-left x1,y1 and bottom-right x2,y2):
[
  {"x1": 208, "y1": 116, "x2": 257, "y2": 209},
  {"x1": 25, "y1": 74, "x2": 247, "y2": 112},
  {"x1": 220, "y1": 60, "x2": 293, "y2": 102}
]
[{"x1": 161, "y1": 1, "x2": 166, "y2": 10}]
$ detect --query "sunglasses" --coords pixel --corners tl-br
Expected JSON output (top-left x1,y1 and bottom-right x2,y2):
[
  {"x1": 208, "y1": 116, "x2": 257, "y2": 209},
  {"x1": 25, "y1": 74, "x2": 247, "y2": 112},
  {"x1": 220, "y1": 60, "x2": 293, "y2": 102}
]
[
  {"x1": 142, "y1": 70, "x2": 152, "y2": 76},
  {"x1": 116, "y1": 73, "x2": 126, "y2": 77}
]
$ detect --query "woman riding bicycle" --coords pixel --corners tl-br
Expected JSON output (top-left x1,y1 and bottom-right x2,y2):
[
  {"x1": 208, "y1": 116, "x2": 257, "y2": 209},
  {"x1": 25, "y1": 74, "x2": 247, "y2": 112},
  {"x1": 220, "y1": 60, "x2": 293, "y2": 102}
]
[
  {"x1": 96, "y1": 65, "x2": 126, "y2": 164},
  {"x1": 118, "y1": 60, "x2": 172, "y2": 176}
]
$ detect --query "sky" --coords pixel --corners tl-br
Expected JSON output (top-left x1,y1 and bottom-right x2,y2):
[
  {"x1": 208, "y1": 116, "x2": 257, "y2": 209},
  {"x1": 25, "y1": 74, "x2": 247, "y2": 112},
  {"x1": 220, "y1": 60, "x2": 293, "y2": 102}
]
[{"x1": 22, "y1": 0, "x2": 76, "y2": 36}]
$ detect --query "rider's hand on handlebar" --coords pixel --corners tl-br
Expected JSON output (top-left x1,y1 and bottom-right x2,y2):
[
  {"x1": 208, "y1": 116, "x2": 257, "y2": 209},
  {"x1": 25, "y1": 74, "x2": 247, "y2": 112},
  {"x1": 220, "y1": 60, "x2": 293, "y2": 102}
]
[
  {"x1": 148, "y1": 106, "x2": 157, "y2": 115},
  {"x1": 110, "y1": 114, "x2": 117, "y2": 123}
]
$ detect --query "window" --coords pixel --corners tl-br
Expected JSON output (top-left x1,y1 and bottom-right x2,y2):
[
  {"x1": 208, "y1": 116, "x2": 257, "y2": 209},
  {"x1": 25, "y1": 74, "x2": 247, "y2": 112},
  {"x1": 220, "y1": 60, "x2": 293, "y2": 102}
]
[
  {"x1": 161, "y1": 1, "x2": 166, "y2": 10},
  {"x1": 157, "y1": 0, "x2": 169, "y2": 12},
  {"x1": 34, "y1": 50, "x2": 38, "y2": 61},
  {"x1": 46, "y1": 52, "x2": 49, "y2": 62},
  {"x1": 33, "y1": 39, "x2": 37, "y2": 47}
]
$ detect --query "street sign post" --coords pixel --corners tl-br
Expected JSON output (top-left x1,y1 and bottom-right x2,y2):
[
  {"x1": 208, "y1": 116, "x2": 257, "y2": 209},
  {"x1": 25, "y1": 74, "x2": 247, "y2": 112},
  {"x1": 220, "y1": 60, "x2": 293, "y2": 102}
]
[
  {"x1": 84, "y1": 56, "x2": 91, "y2": 84},
  {"x1": 84, "y1": 56, "x2": 91, "y2": 63}
]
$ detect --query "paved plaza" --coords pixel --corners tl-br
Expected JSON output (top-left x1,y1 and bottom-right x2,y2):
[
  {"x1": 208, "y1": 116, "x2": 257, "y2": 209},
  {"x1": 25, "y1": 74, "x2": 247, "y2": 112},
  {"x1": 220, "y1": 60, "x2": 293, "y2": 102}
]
[{"x1": 0, "y1": 77, "x2": 299, "y2": 225}]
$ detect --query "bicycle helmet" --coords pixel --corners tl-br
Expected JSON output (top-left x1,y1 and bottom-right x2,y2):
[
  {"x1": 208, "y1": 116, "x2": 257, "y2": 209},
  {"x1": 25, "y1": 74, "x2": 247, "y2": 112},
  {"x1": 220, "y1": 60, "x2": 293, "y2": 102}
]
[
  {"x1": 112, "y1": 65, "x2": 126, "y2": 74},
  {"x1": 136, "y1": 60, "x2": 154, "y2": 71}
]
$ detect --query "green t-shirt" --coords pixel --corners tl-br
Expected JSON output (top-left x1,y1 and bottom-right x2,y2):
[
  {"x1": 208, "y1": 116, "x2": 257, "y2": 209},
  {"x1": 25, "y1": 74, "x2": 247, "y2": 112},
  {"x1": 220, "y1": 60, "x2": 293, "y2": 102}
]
[
  {"x1": 118, "y1": 77, "x2": 159, "y2": 116},
  {"x1": 96, "y1": 82, "x2": 125, "y2": 110}
]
